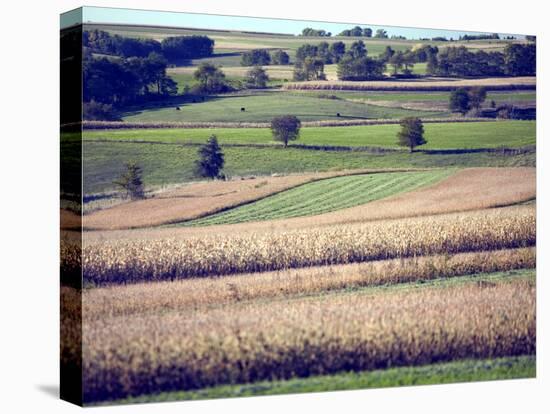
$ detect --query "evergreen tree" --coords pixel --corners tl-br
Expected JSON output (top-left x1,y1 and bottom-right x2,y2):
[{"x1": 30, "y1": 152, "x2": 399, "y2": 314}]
[{"x1": 195, "y1": 135, "x2": 225, "y2": 178}]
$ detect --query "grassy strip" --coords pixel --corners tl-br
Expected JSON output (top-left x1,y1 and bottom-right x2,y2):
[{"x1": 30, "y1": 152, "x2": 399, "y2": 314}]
[
  {"x1": 186, "y1": 170, "x2": 452, "y2": 226},
  {"x1": 82, "y1": 121, "x2": 536, "y2": 150},
  {"x1": 95, "y1": 355, "x2": 535, "y2": 405},
  {"x1": 77, "y1": 140, "x2": 534, "y2": 194}
]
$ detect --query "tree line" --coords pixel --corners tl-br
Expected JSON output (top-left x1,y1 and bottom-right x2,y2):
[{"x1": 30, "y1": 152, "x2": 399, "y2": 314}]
[
  {"x1": 429, "y1": 44, "x2": 535, "y2": 77},
  {"x1": 83, "y1": 29, "x2": 214, "y2": 62},
  {"x1": 302, "y1": 41, "x2": 535, "y2": 80},
  {"x1": 83, "y1": 52, "x2": 177, "y2": 109},
  {"x1": 338, "y1": 26, "x2": 391, "y2": 38}
]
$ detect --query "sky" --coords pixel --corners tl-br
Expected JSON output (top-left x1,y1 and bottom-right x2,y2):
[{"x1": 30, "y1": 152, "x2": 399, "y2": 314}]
[{"x1": 60, "y1": 6, "x2": 525, "y2": 39}]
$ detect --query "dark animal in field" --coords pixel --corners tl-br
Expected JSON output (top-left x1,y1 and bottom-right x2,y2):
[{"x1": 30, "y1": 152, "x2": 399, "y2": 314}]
[
  {"x1": 336, "y1": 113, "x2": 341, "y2": 117},
  {"x1": 176, "y1": 107, "x2": 180, "y2": 110},
  {"x1": 241, "y1": 107, "x2": 246, "y2": 112}
]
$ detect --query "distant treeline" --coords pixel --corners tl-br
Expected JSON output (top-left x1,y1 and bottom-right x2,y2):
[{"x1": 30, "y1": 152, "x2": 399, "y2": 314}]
[
  {"x1": 299, "y1": 26, "x2": 392, "y2": 38},
  {"x1": 431, "y1": 45, "x2": 535, "y2": 77},
  {"x1": 83, "y1": 29, "x2": 214, "y2": 61},
  {"x1": 288, "y1": 40, "x2": 535, "y2": 81},
  {"x1": 301, "y1": 27, "x2": 332, "y2": 37},
  {"x1": 459, "y1": 33, "x2": 500, "y2": 41}
]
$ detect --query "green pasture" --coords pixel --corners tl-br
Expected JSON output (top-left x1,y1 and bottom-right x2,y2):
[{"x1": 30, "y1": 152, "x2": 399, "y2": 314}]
[
  {"x1": 80, "y1": 138, "x2": 534, "y2": 194},
  {"x1": 84, "y1": 121, "x2": 535, "y2": 150},
  {"x1": 120, "y1": 91, "x2": 447, "y2": 122}
]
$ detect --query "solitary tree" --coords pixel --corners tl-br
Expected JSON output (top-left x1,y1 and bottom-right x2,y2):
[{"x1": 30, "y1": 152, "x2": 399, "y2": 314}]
[
  {"x1": 271, "y1": 115, "x2": 301, "y2": 147},
  {"x1": 195, "y1": 135, "x2": 225, "y2": 178},
  {"x1": 397, "y1": 117, "x2": 426, "y2": 152},
  {"x1": 245, "y1": 66, "x2": 269, "y2": 88},
  {"x1": 113, "y1": 161, "x2": 145, "y2": 199},
  {"x1": 449, "y1": 88, "x2": 471, "y2": 115}
]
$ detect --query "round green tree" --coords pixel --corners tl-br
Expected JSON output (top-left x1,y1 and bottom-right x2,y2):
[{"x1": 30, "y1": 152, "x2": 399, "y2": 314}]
[{"x1": 270, "y1": 115, "x2": 301, "y2": 147}]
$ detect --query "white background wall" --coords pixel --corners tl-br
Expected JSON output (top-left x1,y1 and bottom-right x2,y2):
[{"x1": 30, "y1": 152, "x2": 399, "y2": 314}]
[{"x1": 0, "y1": 0, "x2": 547, "y2": 412}]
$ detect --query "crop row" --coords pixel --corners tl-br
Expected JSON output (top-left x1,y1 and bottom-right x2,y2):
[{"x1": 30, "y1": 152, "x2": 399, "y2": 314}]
[
  {"x1": 79, "y1": 206, "x2": 535, "y2": 285},
  {"x1": 83, "y1": 247, "x2": 535, "y2": 320}
]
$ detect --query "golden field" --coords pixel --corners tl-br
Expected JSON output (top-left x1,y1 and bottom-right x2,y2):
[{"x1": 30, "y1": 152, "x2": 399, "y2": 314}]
[
  {"x1": 79, "y1": 205, "x2": 535, "y2": 285},
  {"x1": 69, "y1": 165, "x2": 537, "y2": 403},
  {"x1": 80, "y1": 275, "x2": 535, "y2": 401},
  {"x1": 83, "y1": 247, "x2": 534, "y2": 320}
]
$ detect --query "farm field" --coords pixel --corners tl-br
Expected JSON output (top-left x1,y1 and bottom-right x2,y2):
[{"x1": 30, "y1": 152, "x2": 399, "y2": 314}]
[
  {"x1": 82, "y1": 167, "x2": 535, "y2": 235},
  {"x1": 83, "y1": 121, "x2": 535, "y2": 149},
  {"x1": 79, "y1": 121, "x2": 535, "y2": 194},
  {"x1": 77, "y1": 269, "x2": 535, "y2": 402},
  {"x1": 79, "y1": 141, "x2": 534, "y2": 194},
  {"x1": 81, "y1": 169, "x2": 388, "y2": 229},
  {"x1": 186, "y1": 170, "x2": 452, "y2": 226},
  {"x1": 120, "y1": 90, "x2": 447, "y2": 122},
  {"x1": 299, "y1": 90, "x2": 536, "y2": 103},
  {"x1": 292, "y1": 90, "x2": 535, "y2": 112},
  {"x1": 80, "y1": 204, "x2": 535, "y2": 283},
  {"x1": 66, "y1": 17, "x2": 538, "y2": 406}
]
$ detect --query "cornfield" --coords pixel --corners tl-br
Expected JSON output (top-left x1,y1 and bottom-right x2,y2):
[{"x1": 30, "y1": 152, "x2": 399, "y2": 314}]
[
  {"x1": 80, "y1": 206, "x2": 535, "y2": 286},
  {"x1": 81, "y1": 277, "x2": 535, "y2": 402},
  {"x1": 83, "y1": 247, "x2": 535, "y2": 320}
]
